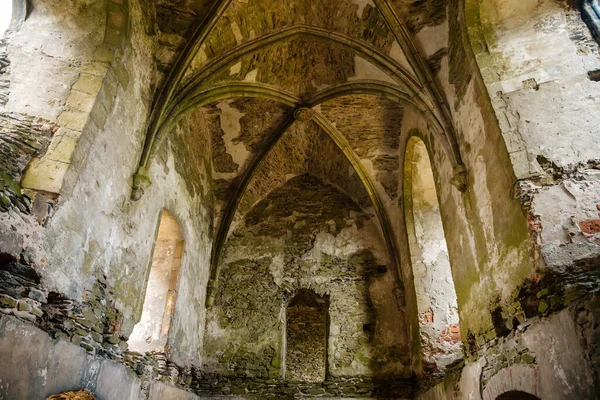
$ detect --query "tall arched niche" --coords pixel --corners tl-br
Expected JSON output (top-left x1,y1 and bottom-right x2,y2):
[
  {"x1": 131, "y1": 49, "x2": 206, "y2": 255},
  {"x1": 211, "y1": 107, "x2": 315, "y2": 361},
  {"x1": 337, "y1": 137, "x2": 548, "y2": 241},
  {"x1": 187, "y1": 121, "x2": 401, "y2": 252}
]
[
  {"x1": 284, "y1": 289, "x2": 330, "y2": 382},
  {"x1": 403, "y1": 136, "x2": 462, "y2": 372},
  {"x1": 128, "y1": 209, "x2": 184, "y2": 353}
]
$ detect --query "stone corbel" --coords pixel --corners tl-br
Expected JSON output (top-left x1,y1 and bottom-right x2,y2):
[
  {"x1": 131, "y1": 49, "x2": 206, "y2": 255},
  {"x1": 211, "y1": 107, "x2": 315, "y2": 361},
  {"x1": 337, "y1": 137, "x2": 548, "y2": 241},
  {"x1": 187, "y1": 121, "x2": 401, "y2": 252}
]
[
  {"x1": 393, "y1": 284, "x2": 405, "y2": 308},
  {"x1": 131, "y1": 167, "x2": 151, "y2": 201},
  {"x1": 451, "y1": 164, "x2": 469, "y2": 192},
  {"x1": 205, "y1": 278, "x2": 218, "y2": 308}
]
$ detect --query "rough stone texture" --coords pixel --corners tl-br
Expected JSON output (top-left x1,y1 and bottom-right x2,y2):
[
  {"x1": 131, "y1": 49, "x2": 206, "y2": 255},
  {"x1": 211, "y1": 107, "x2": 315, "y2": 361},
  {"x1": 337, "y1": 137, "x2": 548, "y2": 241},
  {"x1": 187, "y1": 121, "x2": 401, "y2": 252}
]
[
  {"x1": 0, "y1": 314, "x2": 142, "y2": 400},
  {"x1": 404, "y1": 137, "x2": 462, "y2": 374},
  {"x1": 239, "y1": 120, "x2": 371, "y2": 216},
  {"x1": 187, "y1": 0, "x2": 397, "y2": 78},
  {"x1": 464, "y1": 0, "x2": 600, "y2": 299},
  {"x1": 205, "y1": 38, "x2": 357, "y2": 97},
  {"x1": 320, "y1": 94, "x2": 403, "y2": 201},
  {"x1": 0, "y1": 0, "x2": 214, "y2": 371},
  {"x1": 285, "y1": 291, "x2": 328, "y2": 382},
  {"x1": 0, "y1": 113, "x2": 52, "y2": 182},
  {"x1": 204, "y1": 175, "x2": 409, "y2": 381},
  {"x1": 0, "y1": 113, "x2": 53, "y2": 217},
  {"x1": 1, "y1": 0, "x2": 599, "y2": 398},
  {"x1": 194, "y1": 374, "x2": 413, "y2": 399}
]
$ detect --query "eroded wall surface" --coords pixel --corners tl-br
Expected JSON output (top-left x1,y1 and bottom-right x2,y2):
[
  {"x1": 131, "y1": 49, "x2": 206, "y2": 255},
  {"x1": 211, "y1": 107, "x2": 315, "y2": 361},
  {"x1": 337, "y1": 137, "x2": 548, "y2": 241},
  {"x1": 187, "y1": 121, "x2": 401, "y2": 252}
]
[
  {"x1": 0, "y1": 0, "x2": 598, "y2": 398},
  {"x1": 0, "y1": 313, "x2": 206, "y2": 399},
  {"x1": 202, "y1": 175, "x2": 411, "y2": 396},
  {"x1": 0, "y1": 0, "x2": 214, "y2": 381},
  {"x1": 408, "y1": 0, "x2": 600, "y2": 396}
]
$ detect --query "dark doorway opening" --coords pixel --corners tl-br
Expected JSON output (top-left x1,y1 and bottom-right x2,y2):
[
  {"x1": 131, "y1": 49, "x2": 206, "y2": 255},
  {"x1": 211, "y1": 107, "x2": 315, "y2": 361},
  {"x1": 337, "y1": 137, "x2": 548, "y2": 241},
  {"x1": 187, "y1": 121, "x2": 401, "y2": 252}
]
[
  {"x1": 496, "y1": 391, "x2": 541, "y2": 400},
  {"x1": 285, "y1": 289, "x2": 329, "y2": 382}
]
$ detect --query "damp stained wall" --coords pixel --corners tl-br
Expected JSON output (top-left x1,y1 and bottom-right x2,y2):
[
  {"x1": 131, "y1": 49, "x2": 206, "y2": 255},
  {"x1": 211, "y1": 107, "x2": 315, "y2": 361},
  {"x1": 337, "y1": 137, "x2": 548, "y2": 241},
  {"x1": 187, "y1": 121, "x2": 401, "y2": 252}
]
[
  {"x1": 203, "y1": 175, "x2": 410, "y2": 379},
  {"x1": 0, "y1": 0, "x2": 216, "y2": 368}
]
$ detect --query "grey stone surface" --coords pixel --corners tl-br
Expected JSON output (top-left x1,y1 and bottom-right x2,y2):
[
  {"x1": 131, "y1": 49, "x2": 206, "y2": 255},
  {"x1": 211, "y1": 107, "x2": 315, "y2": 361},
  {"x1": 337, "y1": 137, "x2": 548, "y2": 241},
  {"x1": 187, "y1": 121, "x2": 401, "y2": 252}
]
[{"x1": 0, "y1": 0, "x2": 599, "y2": 398}]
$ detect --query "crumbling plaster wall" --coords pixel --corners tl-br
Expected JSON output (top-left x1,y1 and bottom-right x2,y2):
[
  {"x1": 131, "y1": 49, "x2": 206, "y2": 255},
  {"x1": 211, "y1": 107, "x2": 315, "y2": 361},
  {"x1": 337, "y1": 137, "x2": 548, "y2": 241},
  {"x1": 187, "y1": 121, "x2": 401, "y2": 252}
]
[
  {"x1": 2, "y1": 0, "x2": 107, "y2": 121},
  {"x1": 0, "y1": 0, "x2": 214, "y2": 368},
  {"x1": 402, "y1": 0, "x2": 600, "y2": 394},
  {"x1": 0, "y1": 313, "x2": 204, "y2": 400},
  {"x1": 1, "y1": 0, "x2": 130, "y2": 194},
  {"x1": 404, "y1": 137, "x2": 462, "y2": 372},
  {"x1": 465, "y1": 0, "x2": 600, "y2": 274},
  {"x1": 184, "y1": 0, "x2": 416, "y2": 86},
  {"x1": 203, "y1": 175, "x2": 410, "y2": 380},
  {"x1": 419, "y1": 305, "x2": 596, "y2": 399},
  {"x1": 395, "y1": 103, "x2": 533, "y2": 376}
]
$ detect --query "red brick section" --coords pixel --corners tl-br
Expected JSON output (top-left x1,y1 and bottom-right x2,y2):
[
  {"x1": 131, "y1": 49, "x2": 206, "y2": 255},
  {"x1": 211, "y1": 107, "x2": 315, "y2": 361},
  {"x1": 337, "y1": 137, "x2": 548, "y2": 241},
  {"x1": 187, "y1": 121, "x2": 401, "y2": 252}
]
[
  {"x1": 440, "y1": 324, "x2": 461, "y2": 343},
  {"x1": 420, "y1": 312, "x2": 434, "y2": 324},
  {"x1": 580, "y1": 219, "x2": 600, "y2": 234},
  {"x1": 579, "y1": 205, "x2": 600, "y2": 235}
]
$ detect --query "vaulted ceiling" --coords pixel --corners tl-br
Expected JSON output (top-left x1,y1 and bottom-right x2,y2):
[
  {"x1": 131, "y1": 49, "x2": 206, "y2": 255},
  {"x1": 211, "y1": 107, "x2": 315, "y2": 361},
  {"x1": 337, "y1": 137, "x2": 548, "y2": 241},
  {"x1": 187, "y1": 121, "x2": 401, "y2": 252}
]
[{"x1": 137, "y1": 0, "x2": 458, "y2": 305}]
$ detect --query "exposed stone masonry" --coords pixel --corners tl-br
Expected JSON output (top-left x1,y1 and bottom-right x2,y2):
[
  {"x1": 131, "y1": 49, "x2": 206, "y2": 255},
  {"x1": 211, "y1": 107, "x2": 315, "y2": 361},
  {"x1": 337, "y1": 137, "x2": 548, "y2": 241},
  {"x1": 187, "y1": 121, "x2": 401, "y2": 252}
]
[
  {"x1": 1, "y1": 0, "x2": 600, "y2": 398},
  {"x1": 204, "y1": 175, "x2": 409, "y2": 381},
  {"x1": 0, "y1": 256, "x2": 129, "y2": 358},
  {"x1": 193, "y1": 374, "x2": 413, "y2": 399},
  {"x1": 286, "y1": 291, "x2": 328, "y2": 382}
]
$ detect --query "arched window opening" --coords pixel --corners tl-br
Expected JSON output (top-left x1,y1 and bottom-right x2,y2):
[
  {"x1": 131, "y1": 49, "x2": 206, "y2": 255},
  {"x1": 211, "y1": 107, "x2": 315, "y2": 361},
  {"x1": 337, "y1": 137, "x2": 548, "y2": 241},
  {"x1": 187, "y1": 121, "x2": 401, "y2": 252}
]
[
  {"x1": 496, "y1": 391, "x2": 541, "y2": 400},
  {"x1": 128, "y1": 209, "x2": 184, "y2": 353},
  {"x1": 0, "y1": 0, "x2": 26, "y2": 39},
  {"x1": 403, "y1": 136, "x2": 462, "y2": 372},
  {"x1": 0, "y1": 1, "x2": 13, "y2": 38},
  {"x1": 285, "y1": 289, "x2": 329, "y2": 382}
]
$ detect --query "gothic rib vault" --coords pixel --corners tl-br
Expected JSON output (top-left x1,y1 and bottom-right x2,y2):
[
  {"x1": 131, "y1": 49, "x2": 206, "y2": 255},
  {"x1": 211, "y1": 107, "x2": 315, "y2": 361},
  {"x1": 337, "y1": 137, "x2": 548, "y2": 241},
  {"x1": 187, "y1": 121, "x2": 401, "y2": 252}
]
[
  {"x1": 1, "y1": 0, "x2": 600, "y2": 398},
  {"x1": 133, "y1": 0, "x2": 466, "y2": 308}
]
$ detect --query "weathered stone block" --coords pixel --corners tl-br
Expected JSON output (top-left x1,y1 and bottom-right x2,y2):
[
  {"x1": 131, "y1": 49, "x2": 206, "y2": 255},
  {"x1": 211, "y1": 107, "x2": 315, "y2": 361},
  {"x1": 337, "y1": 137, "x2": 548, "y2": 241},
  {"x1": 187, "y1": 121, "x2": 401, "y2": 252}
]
[
  {"x1": 27, "y1": 288, "x2": 46, "y2": 303},
  {"x1": 57, "y1": 110, "x2": 89, "y2": 131},
  {"x1": 80, "y1": 61, "x2": 110, "y2": 77},
  {"x1": 21, "y1": 157, "x2": 69, "y2": 194},
  {"x1": 44, "y1": 128, "x2": 83, "y2": 164},
  {"x1": 0, "y1": 295, "x2": 17, "y2": 308},
  {"x1": 93, "y1": 46, "x2": 115, "y2": 63},
  {"x1": 17, "y1": 300, "x2": 31, "y2": 312},
  {"x1": 104, "y1": 28, "x2": 122, "y2": 47},
  {"x1": 66, "y1": 90, "x2": 97, "y2": 113},
  {"x1": 72, "y1": 73, "x2": 104, "y2": 95}
]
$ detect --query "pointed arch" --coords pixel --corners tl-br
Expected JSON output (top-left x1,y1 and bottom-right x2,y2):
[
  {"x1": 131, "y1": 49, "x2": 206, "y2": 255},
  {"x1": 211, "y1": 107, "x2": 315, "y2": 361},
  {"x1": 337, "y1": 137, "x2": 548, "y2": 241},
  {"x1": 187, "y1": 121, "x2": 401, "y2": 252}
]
[
  {"x1": 128, "y1": 209, "x2": 185, "y2": 353},
  {"x1": 140, "y1": 26, "x2": 434, "y2": 170},
  {"x1": 135, "y1": 1, "x2": 465, "y2": 188},
  {"x1": 205, "y1": 105, "x2": 406, "y2": 307},
  {"x1": 143, "y1": 81, "x2": 458, "y2": 308},
  {"x1": 403, "y1": 135, "x2": 462, "y2": 371},
  {"x1": 145, "y1": 81, "x2": 453, "y2": 169},
  {"x1": 284, "y1": 289, "x2": 330, "y2": 382}
]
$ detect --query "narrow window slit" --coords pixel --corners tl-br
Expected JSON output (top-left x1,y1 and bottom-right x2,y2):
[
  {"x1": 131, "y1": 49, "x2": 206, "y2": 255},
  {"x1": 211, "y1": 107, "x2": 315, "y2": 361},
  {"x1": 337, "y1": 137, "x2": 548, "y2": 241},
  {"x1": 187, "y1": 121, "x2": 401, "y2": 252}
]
[{"x1": 128, "y1": 209, "x2": 184, "y2": 353}]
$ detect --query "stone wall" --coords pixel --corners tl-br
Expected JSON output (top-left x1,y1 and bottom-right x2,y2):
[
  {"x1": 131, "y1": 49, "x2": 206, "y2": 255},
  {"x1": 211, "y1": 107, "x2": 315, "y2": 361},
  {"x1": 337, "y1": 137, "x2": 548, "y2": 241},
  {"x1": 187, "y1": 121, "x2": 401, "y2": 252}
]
[
  {"x1": 203, "y1": 175, "x2": 410, "y2": 383},
  {"x1": 285, "y1": 292, "x2": 328, "y2": 382},
  {"x1": 0, "y1": 313, "x2": 205, "y2": 400},
  {"x1": 408, "y1": 0, "x2": 600, "y2": 394},
  {"x1": 194, "y1": 374, "x2": 413, "y2": 399},
  {"x1": 404, "y1": 136, "x2": 462, "y2": 374},
  {"x1": 0, "y1": 0, "x2": 215, "y2": 369},
  {"x1": 419, "y1": 305, "x2": 597, "y2": 399},
  {"x1": 464, "y1": 0, "x2": 600, "y2": 281},
  {"x1": 1, "y1": 0, "x2": 598, "y2": 397}
]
